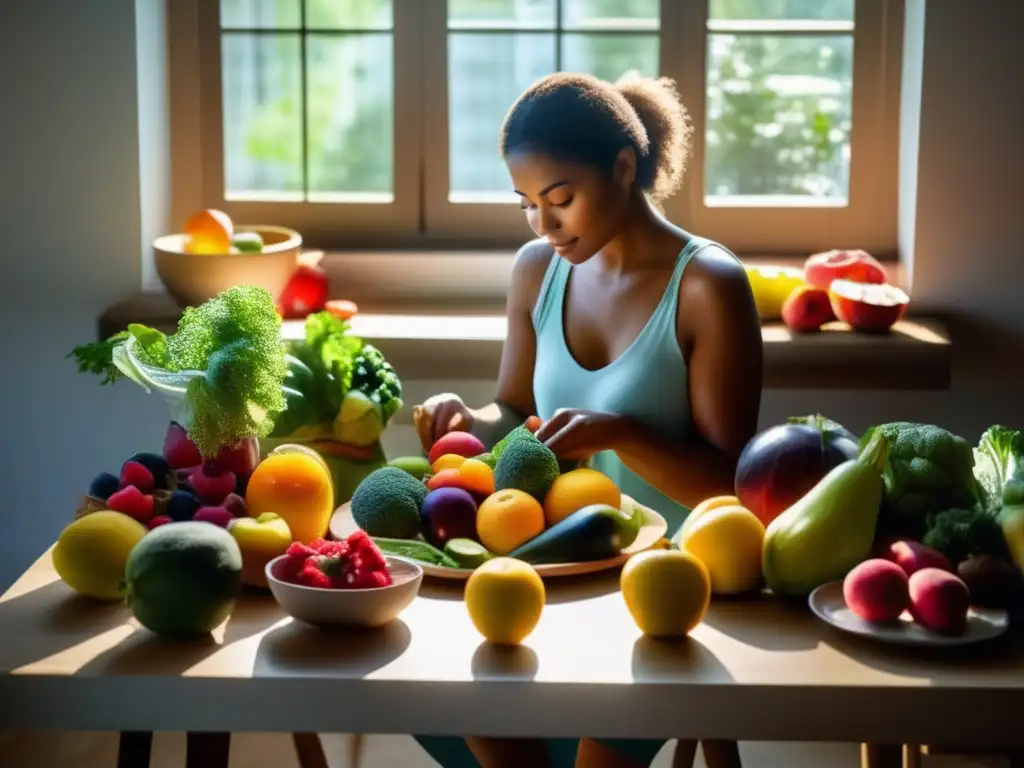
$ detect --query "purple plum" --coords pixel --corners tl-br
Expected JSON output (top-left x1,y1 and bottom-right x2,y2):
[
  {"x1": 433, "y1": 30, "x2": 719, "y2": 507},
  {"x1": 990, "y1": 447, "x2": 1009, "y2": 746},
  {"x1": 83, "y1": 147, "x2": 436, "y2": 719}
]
[{"x1": 420, "y1": 487, "x2": 478, "y2": 548}]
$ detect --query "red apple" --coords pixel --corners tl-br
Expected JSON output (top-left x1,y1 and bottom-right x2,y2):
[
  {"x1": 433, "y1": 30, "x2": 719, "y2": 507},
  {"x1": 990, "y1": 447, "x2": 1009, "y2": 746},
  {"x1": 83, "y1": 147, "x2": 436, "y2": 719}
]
[
  {"x1": 805, "y1": 249, "x2": 888, "y2": 290},
  {"x1": 781, "y1": 285, "x2": 835, "y2": 333},
  {"x1": 278, "y1": 264, "x2": 329, "y2": 319},
  {"x1": 828, "y1": 279, "x2": 909, "y2": 333}
]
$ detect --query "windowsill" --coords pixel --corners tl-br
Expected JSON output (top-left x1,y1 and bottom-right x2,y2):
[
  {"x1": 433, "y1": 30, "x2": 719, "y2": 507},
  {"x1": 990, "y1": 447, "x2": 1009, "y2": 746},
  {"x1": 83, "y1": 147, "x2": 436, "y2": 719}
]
[{"x1": 100, "y1": 251, "x2": 947, "y2": 392}]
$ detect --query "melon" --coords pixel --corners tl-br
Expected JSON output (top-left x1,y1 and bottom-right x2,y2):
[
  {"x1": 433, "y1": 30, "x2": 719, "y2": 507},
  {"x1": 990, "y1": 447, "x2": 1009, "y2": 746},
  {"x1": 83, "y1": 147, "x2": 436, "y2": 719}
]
[{"x1": 122, "y1": 522, "x2": 243, "y2": 638}]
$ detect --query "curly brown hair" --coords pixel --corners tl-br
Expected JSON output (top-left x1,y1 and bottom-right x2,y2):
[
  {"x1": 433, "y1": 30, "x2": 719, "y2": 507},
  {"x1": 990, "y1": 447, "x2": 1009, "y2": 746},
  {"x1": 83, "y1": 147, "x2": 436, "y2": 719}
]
[{"x1": 498, "y1": 71, "x2": 693, "y2": 202}]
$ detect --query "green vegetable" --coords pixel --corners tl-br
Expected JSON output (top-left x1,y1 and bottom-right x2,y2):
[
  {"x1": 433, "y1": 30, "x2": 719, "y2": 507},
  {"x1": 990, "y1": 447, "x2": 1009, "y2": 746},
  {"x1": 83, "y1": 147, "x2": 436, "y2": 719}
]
[
  {"x1": 973, "y1": 425, "x2": 1024, "y2": 509},
  {"x1": 372, "y1": 537, "x2": 460, "y2": 568},
  {"x1": 494, "y1": 438, "x2": 560, "y2": 502},
  {"x1": 70, "y1": 286, "x2": 287, "y2": 457},
  {"x1": 351, "y1": 344, "x2": 404, "y2": 424},
  {"x1": 922, "y1": 507, "x2": 1009, "y2": 565},
  {"x1": 507, "y1": 503, "x2": 640, "y2": 565},
  {"x1": 443, "y1": 538, "x2": 493, "y2": 568},
  {"x1": 859, "y1": 422, "x2": 981, "y2": 536},
  {"x1": 492, "y1": 425, "x2": 539, "y2": 462},
  {"x1": 350, "y1": 466, "x2": 427, "y2": 539}
]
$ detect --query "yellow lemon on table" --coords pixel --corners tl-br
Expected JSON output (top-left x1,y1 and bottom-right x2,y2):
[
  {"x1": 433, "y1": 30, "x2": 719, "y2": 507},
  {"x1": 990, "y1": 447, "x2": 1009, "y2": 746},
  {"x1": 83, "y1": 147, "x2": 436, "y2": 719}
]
[
  {"x1": 679, "y1": 505, "x2": 765, "y2": 595},
  {"x1": 53, "y1": 511, "x2": 148, "y2": 600},
  {"x1": 620, "y1": 549, "x2": 711, "y2": 638},
  {"x1": 744, "y1": 265, "x2": 806, "y2": 320},
  {"x1": 464, "y1": 557, "x2": 545, "y2": 646},
  {"x1": 543, "y1": 468, "x2": 621, "y2": 527}
]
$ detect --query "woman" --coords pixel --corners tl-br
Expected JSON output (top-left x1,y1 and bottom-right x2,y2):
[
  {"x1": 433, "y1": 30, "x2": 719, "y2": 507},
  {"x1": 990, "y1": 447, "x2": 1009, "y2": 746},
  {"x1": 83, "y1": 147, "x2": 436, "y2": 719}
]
[{"x1": 413, "y1": 71, "x2": 763, "y2": 768}]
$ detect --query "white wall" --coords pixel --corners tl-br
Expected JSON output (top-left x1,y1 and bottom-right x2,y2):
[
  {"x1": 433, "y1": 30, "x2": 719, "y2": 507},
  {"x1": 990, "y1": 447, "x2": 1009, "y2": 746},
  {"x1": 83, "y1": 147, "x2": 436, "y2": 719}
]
[{"x1": 0, "y1": 0, "x2": 1021, "y2": 592}]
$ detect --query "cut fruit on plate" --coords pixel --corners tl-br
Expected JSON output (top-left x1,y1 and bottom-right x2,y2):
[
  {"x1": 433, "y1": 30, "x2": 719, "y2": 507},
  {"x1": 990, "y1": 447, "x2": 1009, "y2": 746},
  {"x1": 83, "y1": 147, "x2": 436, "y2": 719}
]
[{"x1": 828, "y1": 280, "x2": 910, "y2": 333}]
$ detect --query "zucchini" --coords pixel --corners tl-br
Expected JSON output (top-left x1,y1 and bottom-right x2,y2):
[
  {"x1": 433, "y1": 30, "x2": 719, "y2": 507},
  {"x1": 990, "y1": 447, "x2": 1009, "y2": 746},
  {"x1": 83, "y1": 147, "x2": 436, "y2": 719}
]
[
  {"x1": 508, "y1": 503, "x2": 640, "y2": 565},
  {"x1": 372, "y1": 537, "x2": 461, "y2": 568}
]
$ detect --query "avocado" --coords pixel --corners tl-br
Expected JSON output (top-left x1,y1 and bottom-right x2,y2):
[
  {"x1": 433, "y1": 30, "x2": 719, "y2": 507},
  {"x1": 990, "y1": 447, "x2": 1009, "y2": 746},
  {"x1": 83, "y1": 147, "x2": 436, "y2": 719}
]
[
  {"x1": 350, "y1": 466, "x2": 428, "y2": 539},
  {"x1": 494, "y1": 438, "x2": 560, "y2": 502}
]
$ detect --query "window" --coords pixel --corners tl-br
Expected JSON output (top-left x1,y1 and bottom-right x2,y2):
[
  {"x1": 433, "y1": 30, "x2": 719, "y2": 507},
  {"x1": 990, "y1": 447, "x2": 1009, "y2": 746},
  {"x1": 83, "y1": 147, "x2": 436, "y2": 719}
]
[{"x1": 177, "y1": 0, "x2": 901, "y2": 255}]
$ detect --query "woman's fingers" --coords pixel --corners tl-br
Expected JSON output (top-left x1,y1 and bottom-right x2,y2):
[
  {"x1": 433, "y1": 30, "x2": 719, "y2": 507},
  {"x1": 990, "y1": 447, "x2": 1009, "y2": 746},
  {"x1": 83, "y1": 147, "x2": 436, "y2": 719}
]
[
  {"x1": 534, "y1": 409, "x2": 570, "y2": 443},
  {"x1": 432, "y1": 402, "x2": 470, "y2": 443},
  {"x1": 413, "y1": 405, "x2": 434, "y2": 453}
]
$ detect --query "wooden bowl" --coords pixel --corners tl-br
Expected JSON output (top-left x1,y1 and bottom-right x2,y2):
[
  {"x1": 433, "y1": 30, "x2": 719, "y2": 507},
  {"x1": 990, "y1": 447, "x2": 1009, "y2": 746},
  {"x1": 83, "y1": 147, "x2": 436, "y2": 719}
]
[
  {"x1": 154, "y1": 225, "x2": 302, "y2": 308},
  {"x1": 265, "y1": 554, "x2": 423, "y2": 629}
]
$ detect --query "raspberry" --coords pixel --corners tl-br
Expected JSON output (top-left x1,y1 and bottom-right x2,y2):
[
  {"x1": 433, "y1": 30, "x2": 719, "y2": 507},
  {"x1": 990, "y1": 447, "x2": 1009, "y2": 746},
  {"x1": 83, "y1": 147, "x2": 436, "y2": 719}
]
[
  {"x1": 310, "y1": 538, "x2": 349, "y2": 558},
  {"x1": 190, "y1": 466, "x2": 236, "y2": 505},
  {"x1": 296, "y1": 559, "x2": 333, "y2": 589},
  {"x1": 346, "y1": 530, "x2": 387, "y2": 572},
  {"x1": 286, "y1": 541, "x2": 318, "y2": 560},
  {"x1": 148, "y1": 515, "x2": 173, "y2": 530},
  {"x1": 349, "y1": 569, "x2": 392, "y2": 589},
  {"x1": 120, "y1": 461, "x2": 155, "y2": 494},
  {"x1": 107, "y1": 485, "x2": 154, "y2": 522}
]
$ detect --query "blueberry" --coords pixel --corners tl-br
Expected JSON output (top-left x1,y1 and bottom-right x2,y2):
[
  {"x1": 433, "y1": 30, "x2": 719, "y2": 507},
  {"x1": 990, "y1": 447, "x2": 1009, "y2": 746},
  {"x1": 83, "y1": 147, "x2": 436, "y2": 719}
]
[
  {"x1": 127, "y1": 452, "x2": 171, "y2": 489},
  {"x1": 166, "y1": 490, "x2": 201, "y2": 522},
  {"x1": 88, "y1": 472, "x2": 120, "y2": 500}
]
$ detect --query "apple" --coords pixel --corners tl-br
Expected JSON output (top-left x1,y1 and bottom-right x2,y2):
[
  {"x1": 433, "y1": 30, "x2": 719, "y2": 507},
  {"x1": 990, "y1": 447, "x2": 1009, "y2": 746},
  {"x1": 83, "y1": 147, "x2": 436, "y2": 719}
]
[
  {"x1": 228, "y1": 512, "x2": 293, "y2": 588},
  {"x1": 828, "y1": 279, "x2": 910, "y2": 333},
  {"x1": 278, "y1": 264, "x2": 329, "y2": 319},
  {"x1": 781, "y1": 285, "x2": 835, "y2": 333}
]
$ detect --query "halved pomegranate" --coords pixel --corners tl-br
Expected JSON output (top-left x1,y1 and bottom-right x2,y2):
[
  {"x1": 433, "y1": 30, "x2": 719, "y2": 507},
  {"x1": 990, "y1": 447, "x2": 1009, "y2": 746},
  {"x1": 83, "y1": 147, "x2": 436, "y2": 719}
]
[
  {"x1": 828, "y1": 279, "x2": 910, "y2": 333},
  {"x1": 805, "y1": 249, "x2": 888, "y2": 290}
]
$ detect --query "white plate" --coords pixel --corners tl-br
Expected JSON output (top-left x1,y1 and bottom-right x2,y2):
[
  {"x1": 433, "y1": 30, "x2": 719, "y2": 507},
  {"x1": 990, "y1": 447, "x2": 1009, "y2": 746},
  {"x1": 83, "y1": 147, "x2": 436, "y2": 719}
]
[{"x1": 809, "y1": 580, "x2": 1009, "y2": 648}]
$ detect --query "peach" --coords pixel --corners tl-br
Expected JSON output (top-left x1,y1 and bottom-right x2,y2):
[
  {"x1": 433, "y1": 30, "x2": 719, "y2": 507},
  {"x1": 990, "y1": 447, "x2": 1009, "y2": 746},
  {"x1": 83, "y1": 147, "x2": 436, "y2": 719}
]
[
  {"x1": 876, "y1": 538, "x2": 952, "y2": 577},
  {"x1": 805, "y1": 249, "x2": 888, "y2": 290},
  {"x1": 908, "y1": 567, "x2": 970, "y2": 635},
  {"x1": 828, "y1": 279, "x2": 910, "y2": 333},
  {"x1": 781, "y1": 285, "x2": 835, "y2": 333},
  {"x1": 843, "y1": 558, "x2": 910, "y2": 623}
]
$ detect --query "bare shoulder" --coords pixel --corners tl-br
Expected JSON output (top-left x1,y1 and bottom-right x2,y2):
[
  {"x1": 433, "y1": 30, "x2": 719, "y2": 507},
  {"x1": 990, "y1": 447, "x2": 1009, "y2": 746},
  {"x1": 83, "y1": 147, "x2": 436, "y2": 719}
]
[
  {"x1": 678, "y1": 242, "x2": 759, "y2": 336},
  {"x1": 509, "y1": 237, "x2": 556, "y2": 308}
]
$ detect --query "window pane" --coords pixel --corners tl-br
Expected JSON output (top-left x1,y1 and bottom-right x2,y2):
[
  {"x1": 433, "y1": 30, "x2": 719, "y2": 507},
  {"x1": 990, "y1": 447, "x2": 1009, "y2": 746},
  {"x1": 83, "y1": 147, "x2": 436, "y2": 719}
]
[
  {"x1": 709, "y1": 0, "x2": 853, "y2": 21},
  {"x1": 705, "y1": 34, "x2": 853, "y2": 200},
  {"x1": 448, "y1": 0, "x2": 556, "y2": 29},
  {"x1": 563, "y1": 0, "x2": 659, "y2": 29},
  {"x1": 222, "y1": 34, "x2": 303, "y2": 199},
  {"x1": 306, "y1": 0, "x2": 392, "y2": 30},
  {"x1": 221, "y1": 0, "x2": 300, "y2": 29},
  {"x1": 561, "y1": 34, "x2": 658, "y2": 81},
  {"x1": 306, "y1": 34, "x2": 393, "y2": 198},
  {"x1": 449, "y1": 33, "x2": 556, "y2": 196}
]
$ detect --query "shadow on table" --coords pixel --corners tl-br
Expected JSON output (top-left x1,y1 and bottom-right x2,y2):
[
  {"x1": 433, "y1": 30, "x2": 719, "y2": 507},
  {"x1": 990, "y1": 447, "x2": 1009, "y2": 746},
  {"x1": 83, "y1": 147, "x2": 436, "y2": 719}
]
[
  {"x1": 630, "y1": 635, "x2": 734, "y2": 684},
  {"x1": 470, "y1": 642, "x2": 539, "y2": 681},
  {"x1": 418, "y1": 570, "x2": 621, "y2": 604},
  {"x1": 253, "y1": 618, "x2": 411, "y2": 678},
  {"x1": 0, "y1": 578, "x2": 132, "y2": 674},
  {"x1": 700, "y1": 592, "x2": 820, "y2": 652}
]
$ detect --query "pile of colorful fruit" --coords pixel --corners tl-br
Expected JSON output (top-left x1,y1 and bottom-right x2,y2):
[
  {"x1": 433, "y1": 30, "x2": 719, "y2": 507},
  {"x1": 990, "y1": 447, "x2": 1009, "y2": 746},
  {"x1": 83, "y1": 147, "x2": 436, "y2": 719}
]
[
  {"x1": 349, "y1": 425, "x2": 641, "y2": 571},
  {"x1": 745, "y1": 249, "x2": 910, "y2": 334}
]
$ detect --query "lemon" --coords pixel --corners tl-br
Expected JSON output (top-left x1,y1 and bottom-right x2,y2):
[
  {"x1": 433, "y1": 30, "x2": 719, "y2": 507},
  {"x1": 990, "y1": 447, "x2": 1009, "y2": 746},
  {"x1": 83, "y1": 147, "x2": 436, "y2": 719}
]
[
  {"x1": 679, "y1": 505, "x2": 765, "y2": 595},
  {"x1": 620, "y1": 549, "x2": 710, "y2": 638},
  {"x1": 53, "y1": 511, "x2": 148, "y2": 600},
  {"x1": 464, "y1": 557, "x2": 545, "y2": 645},
  {"x1": 744, "y1": 265, "x2": 806, "y2": 320}
]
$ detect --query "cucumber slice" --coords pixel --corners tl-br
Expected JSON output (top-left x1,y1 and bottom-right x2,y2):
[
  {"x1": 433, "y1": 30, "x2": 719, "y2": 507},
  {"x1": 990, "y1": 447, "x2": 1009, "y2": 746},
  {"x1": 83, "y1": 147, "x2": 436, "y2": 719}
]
[{"x1": 443, "y1": 538, "x2": 493, "y2": 568}]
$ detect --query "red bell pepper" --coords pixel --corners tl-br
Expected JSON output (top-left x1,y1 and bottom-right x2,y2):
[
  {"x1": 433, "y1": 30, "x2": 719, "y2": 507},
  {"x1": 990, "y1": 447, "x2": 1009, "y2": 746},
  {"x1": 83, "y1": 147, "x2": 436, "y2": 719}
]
[{"x1": 804, "y1": 249, "x2": 888, "y2": 290}]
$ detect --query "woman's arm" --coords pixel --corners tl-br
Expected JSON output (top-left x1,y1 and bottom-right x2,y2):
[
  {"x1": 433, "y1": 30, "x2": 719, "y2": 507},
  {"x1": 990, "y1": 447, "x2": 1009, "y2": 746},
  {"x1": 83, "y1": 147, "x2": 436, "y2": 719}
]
[
  {"x1": 613, "y1": 249, "x2": 763, "y2": 508},
  {"x1": 467, "y1": 240, "x2": 554, "y2": 448}
]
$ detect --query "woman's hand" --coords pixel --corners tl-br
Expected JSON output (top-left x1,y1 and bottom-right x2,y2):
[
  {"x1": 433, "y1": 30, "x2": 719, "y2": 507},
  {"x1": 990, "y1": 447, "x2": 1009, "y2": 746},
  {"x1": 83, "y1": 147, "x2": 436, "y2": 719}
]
[
  {"x1": 412, "y1": 393, "x2": 474, "y2": 453},
  {"x1": 534, "y1": 409, "x2": 627, "y2": 460}
]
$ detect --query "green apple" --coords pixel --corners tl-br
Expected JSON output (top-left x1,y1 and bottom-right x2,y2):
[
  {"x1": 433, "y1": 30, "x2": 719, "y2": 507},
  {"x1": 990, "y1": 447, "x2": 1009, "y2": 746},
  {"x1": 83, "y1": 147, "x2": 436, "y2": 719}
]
[{"x1": 228, "y1": 512, "x2": 292, "y2": 589}]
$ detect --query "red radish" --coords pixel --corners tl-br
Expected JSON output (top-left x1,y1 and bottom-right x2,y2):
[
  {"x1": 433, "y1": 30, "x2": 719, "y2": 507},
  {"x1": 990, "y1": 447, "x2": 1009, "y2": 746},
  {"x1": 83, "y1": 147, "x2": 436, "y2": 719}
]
[
  {"x1": 781, "y1": 285, "x2": 835, "y2": 333},
  {"x1": 278, "y1": 264, "x2": 329, "y2": 319},
  {"x1": 828, "y1": 280, "x2": 910, "y2": 333},
  {"x1": 805, "y1": 249, "x2": 888, "y2": 289}
]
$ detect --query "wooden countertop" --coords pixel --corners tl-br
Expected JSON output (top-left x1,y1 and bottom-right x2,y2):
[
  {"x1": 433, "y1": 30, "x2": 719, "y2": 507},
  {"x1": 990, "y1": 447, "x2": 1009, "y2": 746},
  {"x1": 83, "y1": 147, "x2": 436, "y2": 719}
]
[
  {"x1": 1, "y1": 549, "x2": 1020, "y2": 745},
  {"x1": 99, "y1": 292, "x2": 952, "y2": 391}
]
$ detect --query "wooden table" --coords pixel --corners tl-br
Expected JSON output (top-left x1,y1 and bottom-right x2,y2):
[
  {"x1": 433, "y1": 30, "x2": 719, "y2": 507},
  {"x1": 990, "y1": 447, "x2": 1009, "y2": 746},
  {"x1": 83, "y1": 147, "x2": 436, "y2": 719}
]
[{"x1": 1, "y1": 549, "x2": 1021, "y2": 766}]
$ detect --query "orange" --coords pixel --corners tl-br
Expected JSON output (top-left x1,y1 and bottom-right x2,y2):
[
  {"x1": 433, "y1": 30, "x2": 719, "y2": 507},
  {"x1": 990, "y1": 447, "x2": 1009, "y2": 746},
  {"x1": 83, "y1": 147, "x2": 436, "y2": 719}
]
[
  {"x1": 543, "y1": 468, "x2": 621, "y2": 527},
  {"x1": 465, "y1": 557, "x2": 545, "y2": 645},
  {"x1": 679, "y1": 505, "x2": 765, "y2": 595},
  {"x1": 183, "y1": 208, "x2": 233, "y2": 254},
  {"x1": 620, "y1": 549, "x2": 710, "y2": 638},
  {"x1": 476, "y1": 489, "x2": 545, "y2": 555},
  {"x1": 245, "y1": 452, "x2": 334, "y2": 543}
]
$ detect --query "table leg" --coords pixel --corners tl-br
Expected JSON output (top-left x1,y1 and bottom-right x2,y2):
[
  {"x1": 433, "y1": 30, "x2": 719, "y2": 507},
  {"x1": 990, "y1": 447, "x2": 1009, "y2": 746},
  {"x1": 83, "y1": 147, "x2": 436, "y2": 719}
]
[
  {"x1": 670, "y1": 739, "x2": 698, "y2": 767},
  {"x1": 186, "y1": 732, "x2": 231, "y2": 768},
  {"x1": 292, "y1": 732, "x2": 330, "y2": 768},
  {"x1": 117, "y1": 731, "x2": 153, "y2": 768},
  {"x1": 860, "y1": 743, "x2": 902, "y2": 768},
  {"x1": 701, "y1": 739, "x2": 742, "y2": 768},
  {"x1": 902, "y1": 744, "x2": 922, "y2": 768}
]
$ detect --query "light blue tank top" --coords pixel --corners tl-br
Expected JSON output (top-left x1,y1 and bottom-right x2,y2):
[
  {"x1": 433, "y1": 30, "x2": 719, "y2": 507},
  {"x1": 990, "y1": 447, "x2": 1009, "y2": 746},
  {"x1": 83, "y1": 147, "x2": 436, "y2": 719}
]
[{"x1": 532, "y1": 236, "x2": 715, "y2": 537}]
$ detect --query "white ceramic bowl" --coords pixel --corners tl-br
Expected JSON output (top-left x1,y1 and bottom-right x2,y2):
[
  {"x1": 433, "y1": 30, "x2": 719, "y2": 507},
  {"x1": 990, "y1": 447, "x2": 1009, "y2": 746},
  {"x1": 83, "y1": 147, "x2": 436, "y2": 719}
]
[
  {"x1": 265, "y1": 554, "x2": 423, "y2": 629},
  {"x1": 154, "y1": 224, "x2": 302, "y2": 308}
]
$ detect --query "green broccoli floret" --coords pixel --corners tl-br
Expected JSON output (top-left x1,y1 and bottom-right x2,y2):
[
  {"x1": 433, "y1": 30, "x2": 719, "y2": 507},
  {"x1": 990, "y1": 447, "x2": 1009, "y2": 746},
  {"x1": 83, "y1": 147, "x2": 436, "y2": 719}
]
[
  {"x1": 860, "y1": 422, "x2": 982, "y2": 536},
  {"x1": 923, "y1": 507, "x2": 1009, "y2": 565},
  {"x1": 351, "y1": 344, "x2": 404, "y2": 425}
]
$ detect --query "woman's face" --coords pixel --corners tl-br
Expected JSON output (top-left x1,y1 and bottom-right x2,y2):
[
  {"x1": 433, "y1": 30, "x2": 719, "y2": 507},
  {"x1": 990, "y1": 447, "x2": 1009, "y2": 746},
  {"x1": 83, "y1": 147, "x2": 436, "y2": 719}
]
[{"x1": 505, "y1": 151, "x2": 631, "y2": 265}]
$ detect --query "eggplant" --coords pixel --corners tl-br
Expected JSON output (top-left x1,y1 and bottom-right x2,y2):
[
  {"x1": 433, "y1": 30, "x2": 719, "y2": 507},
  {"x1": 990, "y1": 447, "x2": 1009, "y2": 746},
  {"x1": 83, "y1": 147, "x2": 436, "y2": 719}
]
[{"x1": 508, "y1": 503, "x2": 640, "y2": 565}]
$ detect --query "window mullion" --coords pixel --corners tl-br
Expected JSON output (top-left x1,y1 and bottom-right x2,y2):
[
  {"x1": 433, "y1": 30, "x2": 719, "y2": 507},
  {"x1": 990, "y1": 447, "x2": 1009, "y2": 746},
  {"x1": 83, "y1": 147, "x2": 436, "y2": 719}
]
[{"x1": 299, "y1": 0, "x2": 309, "y2": 200}]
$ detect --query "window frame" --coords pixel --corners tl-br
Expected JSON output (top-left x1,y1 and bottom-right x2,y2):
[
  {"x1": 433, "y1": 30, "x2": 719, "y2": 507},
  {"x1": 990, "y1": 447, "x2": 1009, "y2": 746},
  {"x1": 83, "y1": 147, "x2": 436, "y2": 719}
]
[{"x1": 173, "y1": 0, "x2": 903, "y2": 257}]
